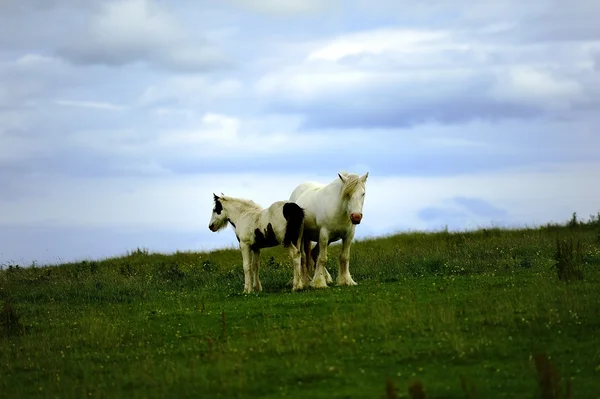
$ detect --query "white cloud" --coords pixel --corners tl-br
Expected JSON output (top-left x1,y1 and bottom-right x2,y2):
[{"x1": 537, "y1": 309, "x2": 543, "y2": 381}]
[
  {"x1": 137, "y1": 76, "x2": 244, "y2": 109},
  {"x1": 489, "y1": 66, "x2": 584, "y2": 111},
  {"x1": 253, "y1": 25, "x2": 600, "y2": 128},
  {"x1": 54, "y1": 100, "x2": 126, "y2": 111},
  {"x1": 65, "y1": 112, "x2": 335, "y2": 166},
  {"x1": 57, "y1": 0, "x2": 231, "y2": 71},
  {"x1": 306, "y1": 29, "x2": 457, "y2": 62},
  {"x1": 225, "y1": 0, "x2": 340, "y2": 16}
]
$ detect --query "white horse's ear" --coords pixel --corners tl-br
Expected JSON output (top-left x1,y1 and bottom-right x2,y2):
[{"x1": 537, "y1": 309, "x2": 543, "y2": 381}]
[
  {"x1": 361, "y1": 172, "x2": 369, "y2": 182},
  {"x1": 213, "y1": 193, "x2": 220, "y2": 201},
  {"x1": 338, "y1": 173, "x2": 347, "y2": 183}
]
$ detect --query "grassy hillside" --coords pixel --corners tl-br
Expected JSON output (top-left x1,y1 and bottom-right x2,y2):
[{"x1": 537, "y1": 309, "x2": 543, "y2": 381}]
[{"x1": 2, "y1": 213, "x2": 600, "y2": 398}]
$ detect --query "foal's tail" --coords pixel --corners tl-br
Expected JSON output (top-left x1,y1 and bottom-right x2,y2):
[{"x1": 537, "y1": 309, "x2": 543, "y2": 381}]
[{"x1": 282, "y1": 202, "x2": 305, "y2": 247}]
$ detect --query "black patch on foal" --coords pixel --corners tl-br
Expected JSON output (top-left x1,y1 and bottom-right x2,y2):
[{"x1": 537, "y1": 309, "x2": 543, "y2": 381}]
[
  {"x1": 213, "y1": 197, "x2": 223, "y2": 215},
  {"x1": 283, "y1": 202, "x2": 305, "y2": 247},
  {"x1": 251, "y1": 223, "x2": 279, "y2": 250}
]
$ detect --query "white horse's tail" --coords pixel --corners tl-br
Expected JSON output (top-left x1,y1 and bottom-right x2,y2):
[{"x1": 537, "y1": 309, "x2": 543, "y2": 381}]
[{"x1": 282, "y1": 202, "x2": 305, "y2": 247}]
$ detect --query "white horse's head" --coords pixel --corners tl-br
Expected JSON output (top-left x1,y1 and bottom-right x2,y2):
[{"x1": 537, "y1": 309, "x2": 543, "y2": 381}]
[
  {"x1": 338, "y1": 172, "x2": 369, "y2": 225},
  {"x1": 208, "y1": 193, "x2": 229, "y2": 232}
]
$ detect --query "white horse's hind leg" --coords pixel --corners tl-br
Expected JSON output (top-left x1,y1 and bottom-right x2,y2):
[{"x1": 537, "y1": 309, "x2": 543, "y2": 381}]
[
  {"x1": 251, "y1": 249, "x2": 262, "y2": 292},
  {"x1": 310, "y1": 230, "x2": 330, "y2": 289},
  {"x1": 289, "y1": 244, "x2": 304, "y2": 291},
  {"x1": 240, "y1": 243, "x2": 253, "y2": 293},
  {"x1": 337, "y1": 230, "x2": 358, "y2": 286}
]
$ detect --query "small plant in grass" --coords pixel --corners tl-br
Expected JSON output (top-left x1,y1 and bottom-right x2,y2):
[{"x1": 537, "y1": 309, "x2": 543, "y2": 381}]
[
  {"x1": 1, "y1": 301, "x2": 27, "y2": 337},
  {"x1": 552, "y1": 239, "x2": 584, "y2": 282},
  {"x1": 202, "y1": 260, "x2": 217, "y2": 272},
  {"x1": 533, "y1": 353, "x2": 572, "y2": 399},
  {"x1": 566, "y1": 212, "x2": 579, "y2": 229},
  {"x1": 266, "y1": 256, "x2": 283, "y2": 270},
  {"x1": 408, "y1": 380, "x2": 426, "y2": 399},
  {"x1": 460, "y1": 375, "x2": 478, "y2": 398},
  {"x1": 158, "y1": 262, "x2": 186, "y2": 283},
  {"x1": 385, "y1": 378, "x2": 398, "y2": 399}
]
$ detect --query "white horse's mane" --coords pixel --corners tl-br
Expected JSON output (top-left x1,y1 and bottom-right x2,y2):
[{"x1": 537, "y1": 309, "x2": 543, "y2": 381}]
[{"x1": 339, "y1": 172, "x2": 364, "y2": 198}]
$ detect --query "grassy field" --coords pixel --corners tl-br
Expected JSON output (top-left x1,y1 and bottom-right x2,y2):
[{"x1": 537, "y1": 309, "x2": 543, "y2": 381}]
[{"x1": 2, "y1": 213, "x2": 600, "y2": 398}]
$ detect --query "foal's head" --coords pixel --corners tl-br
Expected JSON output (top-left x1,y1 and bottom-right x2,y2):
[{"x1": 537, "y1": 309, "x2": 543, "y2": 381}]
[
  {"x1": 338, "y1": 172, "x2": 369, "y2": 225},
  {"x1": 208, "y1": 193, "x2": 229, "y2": 232}
]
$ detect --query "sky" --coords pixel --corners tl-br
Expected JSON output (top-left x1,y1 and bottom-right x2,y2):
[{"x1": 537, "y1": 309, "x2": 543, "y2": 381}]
[{"x1": 1, "y1": 0, "x2": 599, "y2": 266}]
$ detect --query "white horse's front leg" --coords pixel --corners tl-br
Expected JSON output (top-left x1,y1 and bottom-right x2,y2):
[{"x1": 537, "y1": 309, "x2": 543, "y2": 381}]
[
  {"x1": 251, "y1": 249, "x2": 262, "y2": 292},
  {"x1": 310, "y1": 229, "x2": 330, "y2": 289},
  {"x1": 289, "y1": 244, "x2": 304, "y2": 291},
  {"x1": 240, "y1": 243, "x2": 253, "y2": 293},
  {"x1": 311, "y1": 242, "x2": 333, "y2": 284},
  {"x1": 337, "y1": 229, "x2": 357, "y2": 286}
]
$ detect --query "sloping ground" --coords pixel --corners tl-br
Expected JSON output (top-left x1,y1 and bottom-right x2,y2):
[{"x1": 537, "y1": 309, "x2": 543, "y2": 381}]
[{"x1": 1, "y1": 216, "x2": 600, "y2": 398}]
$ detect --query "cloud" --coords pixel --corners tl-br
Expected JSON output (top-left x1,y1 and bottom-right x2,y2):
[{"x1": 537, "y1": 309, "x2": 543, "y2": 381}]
[
  {"x1": 135, "y1": 75, "x2": 245, "y2": 112},
  {"x1": 226, "y1": 0, "x2": 339, "y2": 17},
  {"x1": 254, "y1": 26, "x2": 599, "y2": 129},
  {"x1": 54, "y1": 100, "x2": 126, "y2": 111},
  {"x1": 55, "y1": 0, "x2": 233, "y2": 71},
  {"x1": 513, "y1": 0, "x2": 600, "y2": 43},
  {"x1": 418, "y1": 197, "x2": 509, "y2": 230}
]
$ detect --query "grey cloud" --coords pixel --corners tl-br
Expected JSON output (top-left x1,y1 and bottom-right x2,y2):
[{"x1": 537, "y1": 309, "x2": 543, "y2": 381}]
[
  {"x1": 594, "y1": 53, "x2": 600, "y2": 72},
  {"x1": 56, "y1": 40, "x2": 234, "y2": 73},
  {"x1": 267, "y1": 73, "x2": 548, "y2": 130},
  {"x1": 0, "y1": 0, "x2": 235, "y2": 73},
  {"x1": 512, "y1": 1, "x2": 600, "y2": 43}
]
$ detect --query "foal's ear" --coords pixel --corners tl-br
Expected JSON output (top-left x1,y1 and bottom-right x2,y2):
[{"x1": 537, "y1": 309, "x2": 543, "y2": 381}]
[
  {"x1": 361, "y1": 172, "x2": 369, "y2": 182},
  {"x1": 338, "y1": 173, "x2": 347, "y2": 183},
  {"x1": 213, "y1": 193, "x2": 220, "y2": 201}
]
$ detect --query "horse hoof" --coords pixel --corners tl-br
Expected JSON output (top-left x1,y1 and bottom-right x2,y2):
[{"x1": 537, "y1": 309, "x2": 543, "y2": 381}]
[
  {"x1": 337, "y1": 277, "x2": 358, "y2": 286},
  {"x1": 309, "y1": 278, "x2": 329, "y2": 289},
  {"x1": 293, "y1": 283, "x2": 305, "y2": 291}
]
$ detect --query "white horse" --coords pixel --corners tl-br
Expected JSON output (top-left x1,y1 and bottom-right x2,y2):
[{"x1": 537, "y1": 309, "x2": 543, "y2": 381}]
[
  {"x1": 289, "y1": 171, "x2": 369, "y2": 288},
  {"x1": 208, "y1": 193, "x2": 306, "y2": 293}
]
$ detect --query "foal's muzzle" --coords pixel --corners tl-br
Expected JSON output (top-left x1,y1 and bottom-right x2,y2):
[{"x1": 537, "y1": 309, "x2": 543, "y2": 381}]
[{"x1": 208, "y1": 223, "x2": 216, "y2": 232}]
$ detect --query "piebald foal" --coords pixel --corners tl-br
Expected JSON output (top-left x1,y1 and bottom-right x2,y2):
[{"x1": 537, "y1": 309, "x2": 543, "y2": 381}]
[{"x1": 208, "y1": 194, "x2": 306, "y2": 293}]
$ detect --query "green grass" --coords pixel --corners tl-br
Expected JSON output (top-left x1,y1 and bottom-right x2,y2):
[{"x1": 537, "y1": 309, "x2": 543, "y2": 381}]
[{"x1": 2, "y1": 214, "x2": 600, "y2": 398}]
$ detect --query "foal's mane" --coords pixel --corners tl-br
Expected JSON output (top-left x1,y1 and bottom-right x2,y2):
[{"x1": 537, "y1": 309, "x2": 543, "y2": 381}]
[
  {"x1": 220, "y1": 195, "x2": 263, "y2": 215},
  {"x1": 339, "y1": 173, "x2": 364, "y2": 198}
]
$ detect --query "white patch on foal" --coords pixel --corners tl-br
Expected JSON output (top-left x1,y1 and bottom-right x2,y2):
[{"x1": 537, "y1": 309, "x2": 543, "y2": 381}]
[
  {"x1": 208, "y1": 193, "x2": 306, "y2": 293},
  {"x1": 289, "y1": 171, "x2": 369, "y2": 288}
]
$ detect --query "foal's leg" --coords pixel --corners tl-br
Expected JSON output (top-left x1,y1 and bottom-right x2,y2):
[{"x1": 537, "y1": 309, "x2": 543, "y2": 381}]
[
  {"x1": 310, "y1": 229, "x2": 330, "y2": 289},
  {"x1": 288, "y1": 244, "x2": 304, "y2": 291},
  {"x1": 251, "y1": 249, "x2": 262, "y2": 292},
  {"x1": 337, "y1": 228, "x2": 358, "y2": 286},
  {"x1": 240, "y1": 242, "x2": 253, "y2": 293}
]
